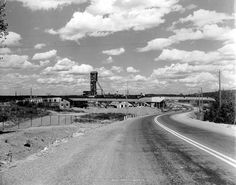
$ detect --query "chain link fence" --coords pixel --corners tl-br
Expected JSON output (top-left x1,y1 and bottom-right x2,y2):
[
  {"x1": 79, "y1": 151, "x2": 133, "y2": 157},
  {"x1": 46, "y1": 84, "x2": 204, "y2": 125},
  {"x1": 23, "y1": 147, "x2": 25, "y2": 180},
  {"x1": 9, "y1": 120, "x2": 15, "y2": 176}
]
[
  {"x1": 0, "y1": 111, "x2": 140, "y2": 132},
  {"x1": 0, "y1": 115, "x2": 77, "y2": 132}
]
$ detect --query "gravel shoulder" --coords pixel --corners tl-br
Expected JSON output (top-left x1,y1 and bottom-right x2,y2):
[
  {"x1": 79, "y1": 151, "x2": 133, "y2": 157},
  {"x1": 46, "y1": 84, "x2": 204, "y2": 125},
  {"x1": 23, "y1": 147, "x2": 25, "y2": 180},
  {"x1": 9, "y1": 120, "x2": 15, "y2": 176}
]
[{"x1": 0, "y1": 107, "x2": 160, "y2": 171}]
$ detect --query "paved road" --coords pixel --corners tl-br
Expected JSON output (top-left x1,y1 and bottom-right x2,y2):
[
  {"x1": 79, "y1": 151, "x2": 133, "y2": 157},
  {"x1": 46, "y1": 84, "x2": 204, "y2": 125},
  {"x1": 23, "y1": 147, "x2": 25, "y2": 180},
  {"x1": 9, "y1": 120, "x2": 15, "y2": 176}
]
[{"x1": 1, "y1": 112, "x2": 236, "y2": 185}]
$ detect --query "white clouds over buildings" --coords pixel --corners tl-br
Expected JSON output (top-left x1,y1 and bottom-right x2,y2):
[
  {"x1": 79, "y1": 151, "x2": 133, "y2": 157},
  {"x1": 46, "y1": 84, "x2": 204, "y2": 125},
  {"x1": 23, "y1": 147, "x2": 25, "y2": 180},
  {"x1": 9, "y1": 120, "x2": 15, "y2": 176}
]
[
  {"x1": 32, "y1": 49, "x2": 57, "y2": 60},
  {"x1": 47, "y1": 0, "x2": 183, "y2": 40},
  {"x1": 43, "y1": 58, "x2": 93, "y2": 75}
]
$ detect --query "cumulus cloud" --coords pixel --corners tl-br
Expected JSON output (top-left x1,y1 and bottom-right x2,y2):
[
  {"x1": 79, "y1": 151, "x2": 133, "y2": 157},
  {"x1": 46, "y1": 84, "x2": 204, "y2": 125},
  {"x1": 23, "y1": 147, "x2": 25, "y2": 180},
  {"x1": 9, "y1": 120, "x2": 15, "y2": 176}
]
[
  {"x1": 111, "y1": 66, "x2": 123, "y2": 73},
  {"x1": 156, "y1": 49, "x2": 221, "y2": 63},
  {"x1": 133, "y1": 74, "x2": 147, "y2": 81},
  {"x1": 138, "y1": 25, "x2": 234, "y2": 52},
  {"x1": 179, "y1": 9, "x2": 233, "y2": 27},
  {"x1": 9, "y1": 0, "x2": 87, "y2": 10},
  {"x1": 32, "y1": 49, "x2": 57, "y2": 60},
  {"x1": 1, "y1": 32, "x2": 22, "y2": 46},
  {"x1": 97, "y1": 67, "x2": 114, "y2": 77},
  {"x1": 43, "y1": 58, "x2": 93, "y2": 75},
  {"x1": 103, "y1": 56, "x2": 114, "y2": 64},
  {"x1": 47, "y1": 0, "x2": 182, "y2": 40},
  {"x1": 156, "y1": 42, "x2": 236, "y2": 64},
  {"x1": 45, "y1": 58, "x2": 75, "y2": 72},
  {"x1": 179, "y1": 72, "x2": 217, "y2": 87},
  {"x1": 127, "y1": 66, "x2": 140, "y2": 73},
  {"x1": 186, "y1": 4, "x2": 197, "y2": 10},
  {"x1": 102, "y1": 48, "x2": 125, "y2": 55},
  {"x1": 70, "y1": 64, "x2": 94, "y2": 75},
  {"x1": 39, "y1": 60, "x2": 50, "y2": 66},
  {"x1": 171, "y1": 25, "x2": 233, "y2": 42},
  {"x1": 34, "y1": 43, "x2": 46, "y2": 49},
  {"x1": 138, "y1": 9, "x2": 234, "y2": 52},
  {"x1": 37, "y1": 76, "x2": 76, "y2": 85},
  {"x1": 0, "y1": 54, "x2": 38, "y2": 69},
  {"x1": 137, "y1": 38, "x2": 173, "y2": 52},
  {"x1": 150, "y1": 60, "x2": 235, "y2": 89}
]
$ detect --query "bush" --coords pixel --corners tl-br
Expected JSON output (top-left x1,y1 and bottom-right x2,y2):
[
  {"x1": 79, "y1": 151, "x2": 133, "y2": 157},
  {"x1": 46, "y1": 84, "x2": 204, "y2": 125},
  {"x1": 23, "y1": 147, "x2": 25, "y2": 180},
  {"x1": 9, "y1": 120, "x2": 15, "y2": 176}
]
[
  {"x1": 204, "y1": 90, "x2": 235, "y2": 124},
  {"x1": 74, "y1": 112, "x2": 131, "y2": 123}
]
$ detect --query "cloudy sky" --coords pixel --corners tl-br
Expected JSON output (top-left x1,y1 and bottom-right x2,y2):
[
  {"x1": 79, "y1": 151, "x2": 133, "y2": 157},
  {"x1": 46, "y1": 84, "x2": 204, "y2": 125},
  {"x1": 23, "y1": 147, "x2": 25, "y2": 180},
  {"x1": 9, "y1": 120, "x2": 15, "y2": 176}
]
[{"x1": 0, "y1": 0, "x2": 235, "y2": 95}]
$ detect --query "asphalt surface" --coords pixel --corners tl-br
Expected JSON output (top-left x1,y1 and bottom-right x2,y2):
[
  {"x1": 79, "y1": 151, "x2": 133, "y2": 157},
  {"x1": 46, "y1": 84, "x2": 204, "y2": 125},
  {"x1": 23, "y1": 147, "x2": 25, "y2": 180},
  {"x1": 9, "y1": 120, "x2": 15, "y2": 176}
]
[
  {"x1": 157, "y1": 112, "x2": 236, "y2": 160},
  {"x1": 1, "y1": 112, "x2": 236, "y2": 185}
]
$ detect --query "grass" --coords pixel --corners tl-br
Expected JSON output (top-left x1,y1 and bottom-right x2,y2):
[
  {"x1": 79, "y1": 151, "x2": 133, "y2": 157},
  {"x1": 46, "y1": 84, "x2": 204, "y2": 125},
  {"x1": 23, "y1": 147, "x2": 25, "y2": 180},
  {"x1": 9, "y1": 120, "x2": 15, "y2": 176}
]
[
  {"x1": 0, "y1": 104, "x2": 49, "y2": 127},
  {"x1": 74, "y1": 112, "x2": 131, "y2": 123}
]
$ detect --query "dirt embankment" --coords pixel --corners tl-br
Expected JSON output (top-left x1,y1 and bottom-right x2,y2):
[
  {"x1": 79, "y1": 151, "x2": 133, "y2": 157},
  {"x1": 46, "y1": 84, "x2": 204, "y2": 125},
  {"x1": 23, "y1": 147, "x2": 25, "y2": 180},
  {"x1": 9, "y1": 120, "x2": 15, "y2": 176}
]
[
  {"x1": 0, "y1": 108, "x2": 160, "y2": 171},
  {"x1": 0, "y1": 123, "x2": 104, "y2": 169}
]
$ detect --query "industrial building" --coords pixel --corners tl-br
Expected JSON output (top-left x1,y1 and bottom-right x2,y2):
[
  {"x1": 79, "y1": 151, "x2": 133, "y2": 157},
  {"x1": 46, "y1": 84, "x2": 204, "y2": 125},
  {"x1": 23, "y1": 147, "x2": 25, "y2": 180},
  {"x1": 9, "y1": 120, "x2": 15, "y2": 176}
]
[
  {"x1": 90, "y1": 71, "x2": 98, "y2": 96},
  {"x1": 83, "y1": 71, "x2": 104, "y2": 96}
]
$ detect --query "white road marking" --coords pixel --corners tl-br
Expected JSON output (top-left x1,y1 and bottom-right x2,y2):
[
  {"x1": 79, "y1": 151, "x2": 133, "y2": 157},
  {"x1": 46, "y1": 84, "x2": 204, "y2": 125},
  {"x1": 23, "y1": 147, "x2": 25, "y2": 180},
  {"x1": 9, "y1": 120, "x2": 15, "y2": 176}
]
[{"x1": 154, "y1": 115, "x2": 236, "y2": 168}]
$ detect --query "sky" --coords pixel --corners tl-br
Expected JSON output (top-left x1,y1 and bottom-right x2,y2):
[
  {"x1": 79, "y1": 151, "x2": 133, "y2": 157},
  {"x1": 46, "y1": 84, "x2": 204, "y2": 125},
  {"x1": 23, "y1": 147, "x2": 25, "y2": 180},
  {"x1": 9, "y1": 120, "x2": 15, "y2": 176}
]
[{"x1": 0, "y1": 0, "x2": 235, "y2": 95}]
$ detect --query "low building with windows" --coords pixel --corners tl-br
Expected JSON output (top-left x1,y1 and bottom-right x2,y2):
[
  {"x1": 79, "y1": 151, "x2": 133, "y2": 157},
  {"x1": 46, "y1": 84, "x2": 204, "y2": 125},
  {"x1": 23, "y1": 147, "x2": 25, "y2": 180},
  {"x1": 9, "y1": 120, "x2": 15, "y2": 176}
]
[
  {"x1": 139, "y1": 97, "x2": 166, "y2": 108},
  {"x1": 43, "y1": 97, "x2": 71, "y2": 110},
  {"x1": 59, "y1": 99, "x2": 70, "y2": 110}
]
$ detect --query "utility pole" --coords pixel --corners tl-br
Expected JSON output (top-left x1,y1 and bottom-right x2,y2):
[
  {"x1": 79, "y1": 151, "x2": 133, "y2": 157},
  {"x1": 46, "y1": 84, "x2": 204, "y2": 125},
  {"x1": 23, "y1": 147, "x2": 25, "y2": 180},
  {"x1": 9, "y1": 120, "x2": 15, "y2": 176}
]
[
  {"x1": 219, "y1": 70, "x2": 222, "y2": 108},
  {"x1": 30, "y1": 87, "x2": 32, "y2": 100},
  {"x1": 198, "y1": 90, "x2": 201, "y2": 113},
  {"x1": 126, "y1": 81, "x2": 129, "y2": 116},
  {"x1": 201, "y1": 87, "x2": 203, "y2": 111}
]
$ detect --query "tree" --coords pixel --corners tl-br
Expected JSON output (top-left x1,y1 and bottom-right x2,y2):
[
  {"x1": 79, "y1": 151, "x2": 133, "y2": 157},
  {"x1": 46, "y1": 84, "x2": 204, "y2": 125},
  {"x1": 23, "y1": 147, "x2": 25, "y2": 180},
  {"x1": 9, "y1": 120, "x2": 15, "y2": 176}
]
[
  {"x1": 0, "y1": 0, "x2": 8, "y2": 45},
  {"x1": 204, "y1": 90, "x2": 235, "y2": 124}
]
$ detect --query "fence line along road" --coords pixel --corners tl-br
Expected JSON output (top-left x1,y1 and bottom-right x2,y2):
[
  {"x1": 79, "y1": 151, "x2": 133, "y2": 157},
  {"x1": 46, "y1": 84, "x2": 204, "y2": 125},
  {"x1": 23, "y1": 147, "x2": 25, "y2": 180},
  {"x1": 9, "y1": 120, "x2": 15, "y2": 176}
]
[{"x1": 0, "y1": 115, "x2": 75, "y2": 131}]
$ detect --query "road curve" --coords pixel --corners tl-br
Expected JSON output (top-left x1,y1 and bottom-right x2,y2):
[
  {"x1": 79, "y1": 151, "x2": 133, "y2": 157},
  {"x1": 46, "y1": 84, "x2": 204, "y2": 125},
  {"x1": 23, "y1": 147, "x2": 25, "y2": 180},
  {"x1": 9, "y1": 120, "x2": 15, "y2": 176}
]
[{"x1": 2, "y1": 113, "x2": 236, "y2": 185}]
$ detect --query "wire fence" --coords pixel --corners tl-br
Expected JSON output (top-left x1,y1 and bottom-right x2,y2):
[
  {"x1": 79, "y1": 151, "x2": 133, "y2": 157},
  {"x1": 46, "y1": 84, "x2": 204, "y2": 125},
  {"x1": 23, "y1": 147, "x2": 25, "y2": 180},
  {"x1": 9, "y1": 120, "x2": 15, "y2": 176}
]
[
  {"x1": 0, "y1": 115, "x2": 76, "y2": 131},
  {"x1": 0, "y1": 113, "x2": 137, "y2": 132}
]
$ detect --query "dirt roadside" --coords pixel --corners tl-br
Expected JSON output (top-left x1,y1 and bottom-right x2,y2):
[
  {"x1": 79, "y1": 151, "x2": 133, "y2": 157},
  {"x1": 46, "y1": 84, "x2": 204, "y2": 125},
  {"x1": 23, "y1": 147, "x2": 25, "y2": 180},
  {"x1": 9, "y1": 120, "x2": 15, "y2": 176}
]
[
  {"x1": 0, "y1": 122, "x2": 105, "y2": 170},
  {"x1": 0, "y1": 107, "x2": 160, "y2": 172}
]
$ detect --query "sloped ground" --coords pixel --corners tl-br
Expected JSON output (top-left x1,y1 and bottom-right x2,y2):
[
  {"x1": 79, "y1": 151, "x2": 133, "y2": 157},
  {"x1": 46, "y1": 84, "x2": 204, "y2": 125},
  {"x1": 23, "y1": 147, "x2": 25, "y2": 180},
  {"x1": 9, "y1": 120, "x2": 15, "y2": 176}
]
[
  {"x1": 0, "y1": 123, "x2": 104, "y2": 170},
  {"x1": 0, "y1": 107, "x2": 160, "y2": 171}
]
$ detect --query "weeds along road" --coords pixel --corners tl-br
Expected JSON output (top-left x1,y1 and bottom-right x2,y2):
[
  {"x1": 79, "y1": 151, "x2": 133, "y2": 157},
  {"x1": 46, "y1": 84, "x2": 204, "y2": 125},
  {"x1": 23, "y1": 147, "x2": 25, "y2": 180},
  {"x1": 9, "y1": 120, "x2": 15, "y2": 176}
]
[{"x1": 1, "y1": 112, "x2": 236, "y2": 185}]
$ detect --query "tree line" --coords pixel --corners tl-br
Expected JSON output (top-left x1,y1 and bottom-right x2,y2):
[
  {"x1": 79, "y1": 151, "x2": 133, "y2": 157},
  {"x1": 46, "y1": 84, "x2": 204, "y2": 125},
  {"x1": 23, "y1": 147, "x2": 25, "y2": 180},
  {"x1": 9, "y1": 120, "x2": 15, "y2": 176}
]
[{"x1": 203, "y1": 90, "x2": 235, "y2": 124}]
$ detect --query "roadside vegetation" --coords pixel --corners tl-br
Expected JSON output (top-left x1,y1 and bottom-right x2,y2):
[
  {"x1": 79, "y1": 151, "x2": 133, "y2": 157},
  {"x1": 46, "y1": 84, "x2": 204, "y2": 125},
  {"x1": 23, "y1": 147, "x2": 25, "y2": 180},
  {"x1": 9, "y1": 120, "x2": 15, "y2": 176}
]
[
  {"x1": 0, "y1": 102, "x2": 49, "y2": 126},
  {"x1": 203, "y1": 90, "x2": 235, "y2": 124},
  {"x1": 74, "y1": 113, "x2": 129, "y2": 123}
]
